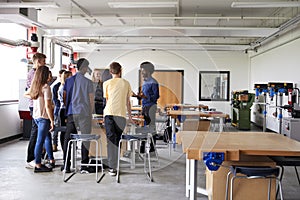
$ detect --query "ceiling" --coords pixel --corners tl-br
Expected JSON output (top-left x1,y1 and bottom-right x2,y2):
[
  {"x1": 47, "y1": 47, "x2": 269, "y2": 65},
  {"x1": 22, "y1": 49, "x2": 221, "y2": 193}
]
[{"x1": 1, "y1": 0, "x2": 300, "y2": 52}]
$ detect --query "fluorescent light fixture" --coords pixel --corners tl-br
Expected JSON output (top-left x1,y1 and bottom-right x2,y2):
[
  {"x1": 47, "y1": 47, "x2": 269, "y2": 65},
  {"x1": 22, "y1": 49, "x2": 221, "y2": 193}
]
[
  {"x1": 0, "y1": 2, "x2": 60, "y2": 8},
  {"x1": 108, "y1": 1, "x2": 178, "y2": 8},
  {"x1": 231, "y1": 1, "x2": 300, "y2": 8}
]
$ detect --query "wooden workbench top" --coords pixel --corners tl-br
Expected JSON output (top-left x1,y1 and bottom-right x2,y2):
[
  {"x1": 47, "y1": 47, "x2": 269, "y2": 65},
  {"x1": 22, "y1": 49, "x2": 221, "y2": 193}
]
[
  {"x1": 178, "y1": 131, "x2": 300, "y2": 161},
  {"x1": 167, "y1": 110, "x2": 229, "y2": 118}
]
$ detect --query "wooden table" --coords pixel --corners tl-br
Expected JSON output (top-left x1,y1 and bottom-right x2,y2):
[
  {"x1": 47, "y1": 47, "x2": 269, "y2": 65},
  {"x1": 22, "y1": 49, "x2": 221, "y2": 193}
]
[
  {"x1": 164, "y1": 104, "x2": 209, "y2": 110},
  {"x1": 131, "y1": 105, "x2": 142, "y2": 111},
  {"x1": 167, "y1": 110, "x2": 229, "y2": 146},
  {"x1": 178, "y1": 131, "x2": 300, "y2": 200}
]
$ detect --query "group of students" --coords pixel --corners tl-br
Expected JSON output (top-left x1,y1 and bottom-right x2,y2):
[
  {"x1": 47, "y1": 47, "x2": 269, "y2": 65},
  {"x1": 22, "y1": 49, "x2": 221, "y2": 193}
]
[{"x1": 24, "y1": 53, "x2": 160, "y2": 176}]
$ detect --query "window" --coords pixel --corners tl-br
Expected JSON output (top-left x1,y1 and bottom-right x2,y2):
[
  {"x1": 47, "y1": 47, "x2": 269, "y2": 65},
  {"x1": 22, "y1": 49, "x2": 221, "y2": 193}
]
[
  {"x1": 199, "y1": 71, "x2": 230, "y2": 101},
  {"x1": 0, "y1": 23, "x2": 27, "y2": 102}
]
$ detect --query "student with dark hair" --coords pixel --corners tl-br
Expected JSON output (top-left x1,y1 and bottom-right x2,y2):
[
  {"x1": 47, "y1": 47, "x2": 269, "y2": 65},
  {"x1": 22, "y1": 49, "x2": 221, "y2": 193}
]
[
  {"x1": 138, "y1": 61, "x2": 159, "y2": 129},
  {"x1": 103, "y1": 62, "x2": 133, "y2": 176},
  {"x1": 62, "y1": 58, "x2": 94, "y2": 173},
  {"x1": 135, "y1": 61, "x2": 160, "y2": 152},
  {"x1": 24, "y1": 65, "x2": 55, "y2": 172}
]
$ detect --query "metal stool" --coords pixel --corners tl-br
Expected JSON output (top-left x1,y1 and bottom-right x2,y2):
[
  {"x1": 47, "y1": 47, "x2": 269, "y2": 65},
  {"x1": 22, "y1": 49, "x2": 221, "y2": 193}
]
[
  {"x1": 269, "y1": 156, "x2": 300, "y2": 197},
  {"x1": 63, "y1": 134, "x2": 105, "y2": 183},
  {"x1": 225, "y1": 166, "x2": 283, "y2": 200},
  {"x1": 116, "y1": 128, "x2": 159, "y2": 183}
]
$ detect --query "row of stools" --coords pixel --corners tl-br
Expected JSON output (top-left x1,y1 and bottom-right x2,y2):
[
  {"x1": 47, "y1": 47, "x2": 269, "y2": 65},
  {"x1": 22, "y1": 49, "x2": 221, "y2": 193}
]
[{"x1": 62, "y1": 127, "x2": 159, "y2": 183}]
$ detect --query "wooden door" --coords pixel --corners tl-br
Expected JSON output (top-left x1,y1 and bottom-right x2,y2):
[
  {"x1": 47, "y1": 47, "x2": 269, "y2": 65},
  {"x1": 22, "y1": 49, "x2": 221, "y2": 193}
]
[{"x1": 139, "y1": 70, "x2": 184, "y2": 109}]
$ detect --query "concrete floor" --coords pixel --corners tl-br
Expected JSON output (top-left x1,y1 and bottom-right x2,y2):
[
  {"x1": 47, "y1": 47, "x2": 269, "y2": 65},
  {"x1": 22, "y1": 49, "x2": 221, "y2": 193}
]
[{"x1": 0, "y1": 125, "x2": 299, "y2": 200}]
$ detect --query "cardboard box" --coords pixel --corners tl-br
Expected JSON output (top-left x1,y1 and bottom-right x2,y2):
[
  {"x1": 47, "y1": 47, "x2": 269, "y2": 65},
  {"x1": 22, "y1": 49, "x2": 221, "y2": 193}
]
[
  {"x1": 89, "y1": 123, "x2": 107, "y2": 157},
  {"x1": 89, "y1": 120, "x2": 127, "y2": 158}
]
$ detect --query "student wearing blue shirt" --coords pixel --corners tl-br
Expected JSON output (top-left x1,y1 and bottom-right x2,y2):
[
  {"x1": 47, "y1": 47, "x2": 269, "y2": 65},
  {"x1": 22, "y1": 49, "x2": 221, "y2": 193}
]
[
  {"x1": 139, "y1": 61, "x2": 160, "y2": 128},
  {"x1": 135, "y1": 61, "x2": 160, "y2": 152}
]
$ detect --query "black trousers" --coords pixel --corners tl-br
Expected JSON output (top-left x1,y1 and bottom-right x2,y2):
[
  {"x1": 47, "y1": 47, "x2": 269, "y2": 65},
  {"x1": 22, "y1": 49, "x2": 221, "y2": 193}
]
[
  {"x1": 59, "y1": 108, "x2": 66, "y2": 150},
  {"x1": 26, "y1": 107, "x2": 38, "y2": 163},
  {"x1": 104, "y1": 115, "x2": 126, "y2": 169}
]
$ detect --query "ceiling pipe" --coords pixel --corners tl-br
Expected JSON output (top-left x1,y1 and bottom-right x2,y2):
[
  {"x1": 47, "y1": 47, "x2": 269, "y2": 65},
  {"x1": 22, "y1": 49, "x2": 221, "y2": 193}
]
[
  {"x1": 70, "y1": 0, "x2": 102, "y2": 26},
  {"x1": 0, "y1": 37, "x2": 31, "y2": 47},
  {"x1": 50, "y1": 38, "x2": 75, "y2": 64},
  {"x1": 56, "y1": 14, "x2": 290, "y2": 21},
  {"x1": 249, "y1": 14, "x2": 300, "y2": 50}
]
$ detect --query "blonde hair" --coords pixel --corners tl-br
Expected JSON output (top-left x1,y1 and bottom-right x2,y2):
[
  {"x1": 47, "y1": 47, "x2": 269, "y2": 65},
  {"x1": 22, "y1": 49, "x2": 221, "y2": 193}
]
[
  {"x1": 92, "y1": 68, "x2": 102, "y2": 82},
  {"x1": 61, "y1": 71, "x2": 72, "y2": 85}
]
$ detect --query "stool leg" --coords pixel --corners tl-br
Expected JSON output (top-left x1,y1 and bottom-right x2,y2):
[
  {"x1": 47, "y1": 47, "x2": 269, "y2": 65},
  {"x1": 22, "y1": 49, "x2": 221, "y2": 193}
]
[
  {"x1": 145, "y1": 136, "x2": 153, "y2": 182},
  {"x1": 149, "y1": 133, "x2": 160, "y2": 166},
  {"x1": 276, "y1": 166, "x2": 284, "y2": 198},
  {"x1": 267, "y1": 178, "x2": 271, "y2": 200},
  {"x1": 95, "y1": 140, "x2": 98, "y2": 182},
  {"x1": 230, "y1": 176, "x2": 236, "y2": 200},
  {"x1": 225, "y1": 171, "x2": 232, "y2": 200},
  {"x1": 116, "y1": 140, "x2": 122, "y2": 183},
  {"x1": 63, "y1": 140, "x2": 76, "y2": 182},
  {"x1": 277, "y1": 177, "x2": 284, "y2": 200},
  {"x1": 294, "y1": 166, "x2": 300, "y2": 185},
  {"x1": 96, "y1": 138, "x2": 105, "y2": 183}
]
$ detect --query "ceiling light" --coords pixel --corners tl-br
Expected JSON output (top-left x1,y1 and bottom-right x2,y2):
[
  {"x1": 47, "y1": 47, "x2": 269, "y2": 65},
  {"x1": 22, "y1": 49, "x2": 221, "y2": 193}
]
[
  {"x1": 108, "y1": 1, "x2": 178, "y2": 8},
  {"x1": 0, "y1": 2, "x2": 60, "y2": 8},
  {"x1": 231, "y1": 1, "x2": 300, "y2": 8}
]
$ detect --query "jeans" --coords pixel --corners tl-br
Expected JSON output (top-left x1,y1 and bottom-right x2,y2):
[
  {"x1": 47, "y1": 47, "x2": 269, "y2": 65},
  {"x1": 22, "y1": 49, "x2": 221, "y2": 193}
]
[
  {"x1": 63, "y1": 114, "x2": 92, "y2": 168},
  {"x1": 26, "y1": 107, "x2": 38, "y2": 163},
  {"x1": 34, "y1": 118, "x2": 54, "y2": 164},
  {"x1": 104, "y1": 115, "x2": 126, "y2": 169}
]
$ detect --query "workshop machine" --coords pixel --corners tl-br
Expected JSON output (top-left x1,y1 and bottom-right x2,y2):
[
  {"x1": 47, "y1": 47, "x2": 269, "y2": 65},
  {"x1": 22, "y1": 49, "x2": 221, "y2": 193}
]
[{"x1": 231, "y1": 90, "x2": 255, "y2": 130}]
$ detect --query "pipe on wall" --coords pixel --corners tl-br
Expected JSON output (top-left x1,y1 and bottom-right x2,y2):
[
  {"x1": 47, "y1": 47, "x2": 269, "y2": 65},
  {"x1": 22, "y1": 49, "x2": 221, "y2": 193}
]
[{"x1": 0, "y1": 37, "x2": 31, "y2": 47}]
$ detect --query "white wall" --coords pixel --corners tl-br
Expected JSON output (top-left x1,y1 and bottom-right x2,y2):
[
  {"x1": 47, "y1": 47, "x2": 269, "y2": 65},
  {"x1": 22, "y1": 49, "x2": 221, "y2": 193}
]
[
  {"x1": 82, "y1": 49, "x2": 249, "y2": 114},
  {"x1": 250, "y1": 37, "x2": 300, "y2": 87},
  {"x1": 0, "y1": 104, "x2": 22, "y2": 140}
]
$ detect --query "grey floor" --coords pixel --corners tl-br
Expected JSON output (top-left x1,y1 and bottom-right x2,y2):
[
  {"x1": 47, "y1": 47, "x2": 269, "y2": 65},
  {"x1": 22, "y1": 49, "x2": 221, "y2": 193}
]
[{"x1": 0, "y1": 124, "x2": 299, "y2": 200}]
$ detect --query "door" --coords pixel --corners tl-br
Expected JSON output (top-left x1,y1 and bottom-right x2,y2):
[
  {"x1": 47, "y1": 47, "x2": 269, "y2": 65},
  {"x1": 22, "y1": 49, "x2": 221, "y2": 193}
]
[{"x1": 139, "y1": 70, "x2": 184, "y2": 109}]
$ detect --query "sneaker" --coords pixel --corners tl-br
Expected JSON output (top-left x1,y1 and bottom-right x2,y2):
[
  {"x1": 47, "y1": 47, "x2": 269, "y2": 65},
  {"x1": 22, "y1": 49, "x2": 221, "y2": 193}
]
[
  {"x1": 25, "y1": 160, "x2": 35, "y2": 169},
  {"x1": 46, "y1": 162, "x2": 55, "y2": 169},
  {"x1": 108, "y1": 168, "x2": 117, "y2": 176},
  {"x1": 80, "y1": 166, "x2": 95, "y2": 174},
  {"x1": 34, "y1": 165, "x2": 53, "y2": 173}
]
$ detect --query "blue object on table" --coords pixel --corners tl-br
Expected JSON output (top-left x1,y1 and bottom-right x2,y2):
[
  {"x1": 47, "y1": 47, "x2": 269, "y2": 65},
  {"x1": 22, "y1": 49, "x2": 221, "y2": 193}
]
[
  {"x1": 173, "y1": 105, "x2": 186, "y2": 122},
  {"x1": 203, "y1": 152, "x2": 225, "y2": 171}
]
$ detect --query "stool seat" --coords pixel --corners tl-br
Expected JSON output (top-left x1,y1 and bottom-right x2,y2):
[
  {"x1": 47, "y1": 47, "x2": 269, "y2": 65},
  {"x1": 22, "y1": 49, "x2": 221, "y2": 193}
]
[
  {"x1": 70, "y1": 134, "x2": 100, "y2": 140},
  {"x1": 232, "y1": 166, "x2": 280, "y2": 177},
  {"x1": 269, "y1": 156, "x2": 300, "y2": 166},
  {"x1": 121, "y1": 134, "x2": 149, "y2": 140}
]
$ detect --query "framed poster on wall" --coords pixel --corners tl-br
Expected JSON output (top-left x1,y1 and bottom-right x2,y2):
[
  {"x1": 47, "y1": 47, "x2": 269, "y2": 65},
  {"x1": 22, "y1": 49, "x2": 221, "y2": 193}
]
[{"x1": 199, "y1": 71, "x2": 230, "y2": 101}]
